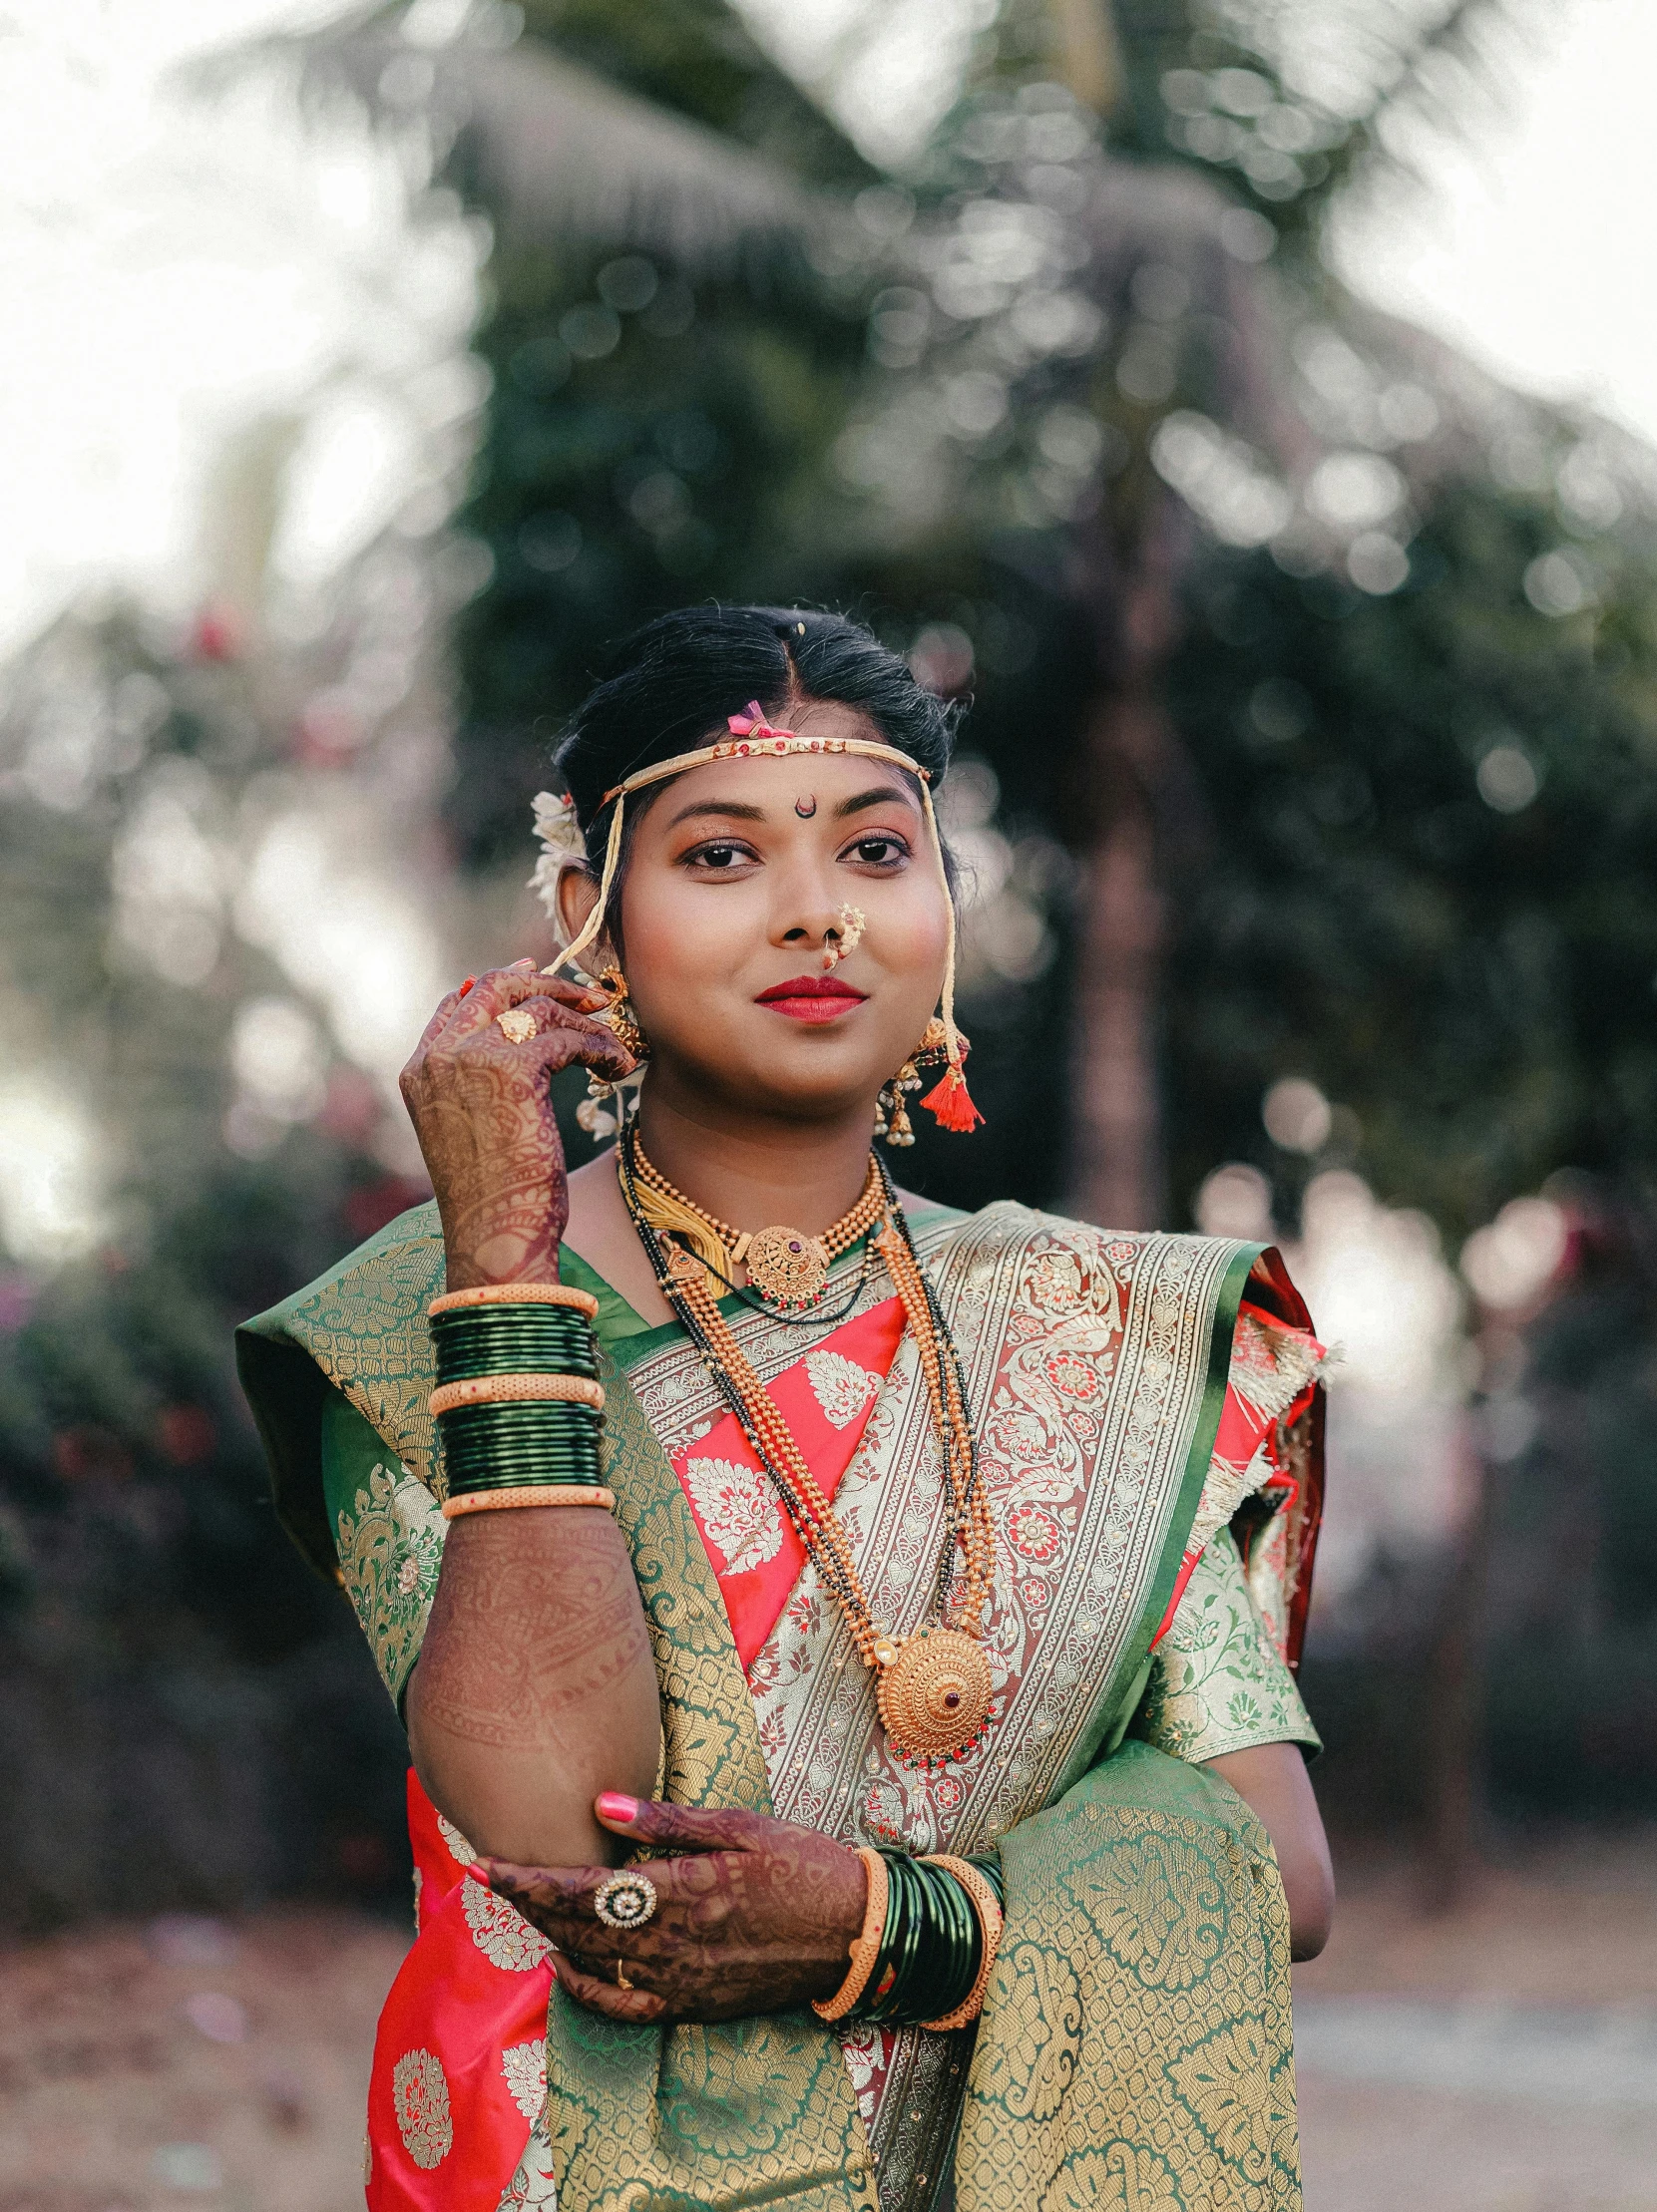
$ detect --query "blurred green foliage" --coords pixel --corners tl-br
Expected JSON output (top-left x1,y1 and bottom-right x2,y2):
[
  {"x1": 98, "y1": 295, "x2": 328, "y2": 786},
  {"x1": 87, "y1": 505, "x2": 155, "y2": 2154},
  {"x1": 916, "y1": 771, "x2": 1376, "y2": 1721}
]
[
  {"x1": 1165, "y1": 487, "x2": 1657, "y2": 1242},
  {"x1": 5, "y1": 0, "x2": 1657, "y2": 1940},
  {"x1": 0, "y1": 615, "x2": 416, "y2": 1928}
]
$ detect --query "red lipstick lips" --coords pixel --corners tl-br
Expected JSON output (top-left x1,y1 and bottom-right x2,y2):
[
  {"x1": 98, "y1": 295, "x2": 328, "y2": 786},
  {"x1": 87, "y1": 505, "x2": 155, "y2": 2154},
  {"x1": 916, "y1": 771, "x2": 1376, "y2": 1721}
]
[{"x1": 754, "y1": 973, "x2": 868, "y2": 1024}]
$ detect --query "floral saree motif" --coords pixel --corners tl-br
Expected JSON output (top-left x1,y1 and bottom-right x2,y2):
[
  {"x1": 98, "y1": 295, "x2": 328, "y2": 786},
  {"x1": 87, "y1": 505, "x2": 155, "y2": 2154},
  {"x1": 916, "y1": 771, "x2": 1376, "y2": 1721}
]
[{"x1": 237, "y1": 1197, "x2": 1325, "y2": 2212}]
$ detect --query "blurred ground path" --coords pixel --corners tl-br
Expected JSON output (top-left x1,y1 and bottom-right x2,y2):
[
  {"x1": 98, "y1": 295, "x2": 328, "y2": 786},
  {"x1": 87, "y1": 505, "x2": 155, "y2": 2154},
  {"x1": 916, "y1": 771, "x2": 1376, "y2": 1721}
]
[
  {"x1": 6, "y1": 1841, "x2": 1657, "y2": 2210},
  {"x1": 0, "y1": 1907, "x2": 407, "y2": 2211},
  {"x1": 1295, "y1": 1833, "x2": 1657, "y2": 2211}
]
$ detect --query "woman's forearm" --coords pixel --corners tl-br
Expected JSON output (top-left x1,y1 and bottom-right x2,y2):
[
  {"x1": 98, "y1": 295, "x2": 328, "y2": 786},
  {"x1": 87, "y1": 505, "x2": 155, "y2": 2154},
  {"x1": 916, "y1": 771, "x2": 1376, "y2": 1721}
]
[
  {"x1": 1204, "y1": 1741, "x2": 1335, "y2": 1961},
  {"x1": 406, "y1": 1506, "x2": 661, "y2": 1867}
]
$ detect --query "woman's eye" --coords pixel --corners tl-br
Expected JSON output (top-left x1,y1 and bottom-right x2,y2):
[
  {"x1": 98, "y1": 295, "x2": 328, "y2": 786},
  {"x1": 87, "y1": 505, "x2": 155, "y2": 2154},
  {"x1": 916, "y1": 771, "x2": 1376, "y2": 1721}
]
[
  {"x1": 692, "y1": 842, "x2": 745, "y2": 869},
  {"x1": 847, "y1": 836, "x2": 908, "y2": 867}
]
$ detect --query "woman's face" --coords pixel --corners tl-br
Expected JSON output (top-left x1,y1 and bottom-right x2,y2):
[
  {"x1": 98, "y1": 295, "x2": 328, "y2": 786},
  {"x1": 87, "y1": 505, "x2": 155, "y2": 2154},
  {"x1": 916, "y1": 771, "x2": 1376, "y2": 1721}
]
[{"x1": 565, "y1": 700, "x2": 950, "y2": 1129}]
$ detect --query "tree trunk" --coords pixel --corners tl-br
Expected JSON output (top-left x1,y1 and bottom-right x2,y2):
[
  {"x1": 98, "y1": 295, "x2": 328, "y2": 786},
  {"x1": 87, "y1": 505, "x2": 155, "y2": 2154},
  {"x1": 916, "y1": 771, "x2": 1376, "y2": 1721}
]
[{"x1": 1065, "y1": 690, "x2": 1167, "y2": 1232}]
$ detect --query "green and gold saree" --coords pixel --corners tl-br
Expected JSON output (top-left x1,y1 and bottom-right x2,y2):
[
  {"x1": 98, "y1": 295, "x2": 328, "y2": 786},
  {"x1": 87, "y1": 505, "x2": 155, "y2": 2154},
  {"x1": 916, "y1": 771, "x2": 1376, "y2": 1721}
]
[{"x1": 238, "y1": 1196, "x2": 1324, "y2": 2212}]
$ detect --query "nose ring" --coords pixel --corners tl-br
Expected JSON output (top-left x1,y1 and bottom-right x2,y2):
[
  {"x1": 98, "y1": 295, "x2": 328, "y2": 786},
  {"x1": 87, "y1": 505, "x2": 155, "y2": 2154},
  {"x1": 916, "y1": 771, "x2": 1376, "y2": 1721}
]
[{"x1": 821, "y1": 904, "x2": 866, "y2": 972}]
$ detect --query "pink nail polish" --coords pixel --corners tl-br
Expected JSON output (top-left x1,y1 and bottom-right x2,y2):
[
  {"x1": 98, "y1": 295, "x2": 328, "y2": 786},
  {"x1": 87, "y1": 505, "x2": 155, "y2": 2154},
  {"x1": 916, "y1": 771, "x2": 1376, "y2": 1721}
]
[{"x1": 596, "y1": 1792, "x2": 638, "y2": 1824}]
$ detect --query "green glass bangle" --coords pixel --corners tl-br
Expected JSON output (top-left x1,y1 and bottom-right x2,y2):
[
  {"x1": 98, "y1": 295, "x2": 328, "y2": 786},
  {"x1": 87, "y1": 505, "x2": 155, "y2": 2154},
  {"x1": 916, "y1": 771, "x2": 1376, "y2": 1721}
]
[
  {"x1": 440, "y1": 1420, "x2": 603, "y2": 1458},
  {"x1": 432, "y1": 1316, "x2": 598, "y2": 1347},
  {"x1": 431, "y1": 1303, "x2": 597, "y2": 1340},
  {"x1": 438, "y1": 1397, "x2": 605, "y2": 1496},
  {"x1": 444, "y1": 1460, "x2": 605, "y2": 1496},
  {"x1": 432, "y1": 1313, "x2": 599, "y2": 1384},
  {"x1": 849, "y1": 1853, "x2": 981, "y2": 2028},
  {"x1": 435, "y1": 1343, "x2": 602, "y2": 1385},
  {"x1": 907, "y1": 1861, "x2": 979, "y2": 2028},
  {"x1": 439, "y1": 1430, "x2": 603, "y2": 1461},
  {"x1": 439, "y1": 1418, "x2": 603, "y2": 1452}
]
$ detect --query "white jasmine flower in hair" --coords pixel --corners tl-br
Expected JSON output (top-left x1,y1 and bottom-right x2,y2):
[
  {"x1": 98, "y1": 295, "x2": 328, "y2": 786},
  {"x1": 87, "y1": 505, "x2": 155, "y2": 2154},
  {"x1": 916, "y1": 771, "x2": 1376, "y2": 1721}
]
[{"x1": 529, "y1": 789, "x2": 587, "y2": 922}]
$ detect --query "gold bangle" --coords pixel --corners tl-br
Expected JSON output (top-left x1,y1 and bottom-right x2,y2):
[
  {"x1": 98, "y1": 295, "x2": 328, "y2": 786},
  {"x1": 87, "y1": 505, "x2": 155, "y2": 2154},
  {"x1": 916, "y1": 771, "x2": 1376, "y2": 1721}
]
[
  {"x1": 812, "y1": 1847, "x2": 889, "y2": 2023},
  {"x1": 429, "y1": 1373, "x2": 606, "y2": 1417},
  {"x1": 442, "y1": 1484, "x2": 615, "y2": 1518},
  {"x1": 920, "y1": 1856, "x2": 1003, "y2": 2031},
  {"x1": 428, "y1": 1282, "x2": 601, "y2": 1319}
]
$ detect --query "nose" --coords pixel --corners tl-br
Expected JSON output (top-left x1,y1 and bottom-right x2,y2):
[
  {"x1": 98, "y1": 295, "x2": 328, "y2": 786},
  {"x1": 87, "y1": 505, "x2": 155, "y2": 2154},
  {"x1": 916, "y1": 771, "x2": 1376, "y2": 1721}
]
[{"x1": 771, "y1": 861, "x2": 847, "y2": 952}]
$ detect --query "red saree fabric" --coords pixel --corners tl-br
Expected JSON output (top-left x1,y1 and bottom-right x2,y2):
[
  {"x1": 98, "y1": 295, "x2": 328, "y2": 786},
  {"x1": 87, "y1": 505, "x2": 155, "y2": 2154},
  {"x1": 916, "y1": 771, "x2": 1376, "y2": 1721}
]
[
  {"x1": 366, "y1": 1776, "x2": 553, "y2": 2208},
  {"x1": 668, "y1": 1291, "x2": 908, "y2": 1668}
]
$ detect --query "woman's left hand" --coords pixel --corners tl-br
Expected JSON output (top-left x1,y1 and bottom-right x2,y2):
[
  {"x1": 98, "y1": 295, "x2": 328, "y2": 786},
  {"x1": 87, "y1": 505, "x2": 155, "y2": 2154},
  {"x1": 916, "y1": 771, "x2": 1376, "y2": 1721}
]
[{"x1": 479, "y1": 1793, "x2": 866, "y2": 2025}]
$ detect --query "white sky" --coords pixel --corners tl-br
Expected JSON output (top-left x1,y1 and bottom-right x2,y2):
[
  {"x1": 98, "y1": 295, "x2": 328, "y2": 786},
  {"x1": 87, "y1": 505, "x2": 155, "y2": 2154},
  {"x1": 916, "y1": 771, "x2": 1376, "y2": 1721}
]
[
  {"x1": 1329, "y1": 0, "x2": 1657, "y2": 448},
  {"x1": 0, "y1": 0, "x2": 470, "y2": 655},
  {"x1": 2, "y1": 0, "x2": 1656, "y2": 656}
]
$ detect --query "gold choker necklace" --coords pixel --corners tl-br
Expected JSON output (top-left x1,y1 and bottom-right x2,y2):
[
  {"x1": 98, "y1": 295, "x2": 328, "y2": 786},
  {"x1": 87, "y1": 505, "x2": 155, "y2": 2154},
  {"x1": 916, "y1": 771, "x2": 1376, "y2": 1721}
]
[{"x1": 626, "y1": 1139, "x2": 888, "y2": 1309}]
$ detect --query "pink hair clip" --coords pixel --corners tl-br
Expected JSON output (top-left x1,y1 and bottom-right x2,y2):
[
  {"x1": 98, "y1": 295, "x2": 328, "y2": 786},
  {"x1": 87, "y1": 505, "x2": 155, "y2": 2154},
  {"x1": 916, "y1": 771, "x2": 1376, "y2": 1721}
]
[{"x1": 726, "y1": 700, "x2": 795, "y2": 739}]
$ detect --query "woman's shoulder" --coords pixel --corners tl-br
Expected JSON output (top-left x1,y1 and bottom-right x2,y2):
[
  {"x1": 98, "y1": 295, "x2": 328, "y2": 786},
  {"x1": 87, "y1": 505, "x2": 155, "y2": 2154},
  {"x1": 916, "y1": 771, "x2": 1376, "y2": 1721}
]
[
  {"x1": 239, "y1": 1199, "x2": 444, "y2": 1351},
  {"x1": 913, "y1": 1196, "x2": 1261, "y2": 1281}
]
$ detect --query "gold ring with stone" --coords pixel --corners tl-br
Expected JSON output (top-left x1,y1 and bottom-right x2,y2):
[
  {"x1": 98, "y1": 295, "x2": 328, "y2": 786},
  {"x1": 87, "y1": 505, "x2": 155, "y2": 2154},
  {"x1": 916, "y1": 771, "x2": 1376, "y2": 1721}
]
[
  {"x1": 497, "y1": 1006, "x2": 539, "y2": 1043},
  {"x1": 593, "y1": 1870, "x2": 657, "y2": 1932}
]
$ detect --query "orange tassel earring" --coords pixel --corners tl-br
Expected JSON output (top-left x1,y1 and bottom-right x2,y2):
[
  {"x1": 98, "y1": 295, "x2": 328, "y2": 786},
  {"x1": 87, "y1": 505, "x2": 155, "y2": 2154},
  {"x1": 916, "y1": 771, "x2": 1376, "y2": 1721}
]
[
  {"x1": 912, "y1": 1016, "x2": 985, "y2": 1134},
  {"x1": 921, "y1": 1063, "x2": 985, "y2": 1133}
]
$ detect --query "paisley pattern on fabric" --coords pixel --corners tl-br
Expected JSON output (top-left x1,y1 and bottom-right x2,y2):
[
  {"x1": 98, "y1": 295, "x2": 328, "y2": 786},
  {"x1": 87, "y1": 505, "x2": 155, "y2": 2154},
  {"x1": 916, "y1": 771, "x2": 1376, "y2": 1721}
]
[
  {"x1": 502, "y1": 2041, "x2": 547, "y2": 2124},
  {"x1": 462, "y1": 1879, "x2": 554, "y2": 1972},
  {"x1": 681, "y1": 1455, "x2": 786, "y2": 1576},
  {"x1": 392, "y1": 2049, "x2": 453, "y2": 2170},
  {"x1": 1133, "y1": 1530, "x2": 1317, "y2": 1765},
  {"x1": 958, "y1": 1742, "x2": 1299, "y2": 2212},
  {"x1": 1052, "y1": 2143, "x2": 1182, "y2": 2212},
  {"x1": 438, "y1": 1811, "x2": 478, "y2": 1866},
  {"x1": 806, "y1": 1346, "x2": 883, "y2": 1427},
  {"x1": 333, "y1": 1458, "x2": 446, "y2": 1707}
]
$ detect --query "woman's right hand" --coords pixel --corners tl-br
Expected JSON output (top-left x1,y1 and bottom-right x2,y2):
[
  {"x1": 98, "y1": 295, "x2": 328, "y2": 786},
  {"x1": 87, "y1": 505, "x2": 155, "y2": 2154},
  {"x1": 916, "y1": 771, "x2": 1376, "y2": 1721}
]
[{"x1": 400, "y1": 962, "x2": 636, "y2": 1290}]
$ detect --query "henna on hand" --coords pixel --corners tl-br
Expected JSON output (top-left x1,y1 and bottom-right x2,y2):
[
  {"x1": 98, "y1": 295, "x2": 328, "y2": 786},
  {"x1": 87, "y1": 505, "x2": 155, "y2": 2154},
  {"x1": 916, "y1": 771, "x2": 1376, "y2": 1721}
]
[
  {"x1": 482, "y1": 1796, "x2": 868, "y2": 2026},
  {"x1": 399, "y1": 963, "x2": 635, "y2": 1289}
]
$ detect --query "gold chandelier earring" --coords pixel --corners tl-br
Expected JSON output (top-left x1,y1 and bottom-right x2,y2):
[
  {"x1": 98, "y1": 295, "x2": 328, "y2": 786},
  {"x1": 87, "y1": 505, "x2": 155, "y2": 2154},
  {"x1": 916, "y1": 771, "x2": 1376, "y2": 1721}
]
[
  {"x1": 874, "y1": 1058, "x2": 921, "y2": 1147},
  {"x1": 575, "y1": 965, "x2": 647, "y2": 1139}
]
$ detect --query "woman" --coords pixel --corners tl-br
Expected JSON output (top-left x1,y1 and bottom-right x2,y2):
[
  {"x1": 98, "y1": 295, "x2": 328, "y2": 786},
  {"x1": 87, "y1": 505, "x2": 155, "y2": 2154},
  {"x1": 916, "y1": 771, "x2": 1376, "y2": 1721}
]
[{"x1": 238, "y1": 605, "x2": 1333, "y2": 2212}]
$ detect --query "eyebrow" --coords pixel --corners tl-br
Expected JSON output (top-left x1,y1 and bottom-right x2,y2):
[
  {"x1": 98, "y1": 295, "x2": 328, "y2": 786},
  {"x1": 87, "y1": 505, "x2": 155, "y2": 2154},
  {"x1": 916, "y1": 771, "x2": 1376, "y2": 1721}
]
[
  {"x1": 665, "y1": 782, "x2": 918, "y2": 831},
  {"x1": 664, "y1": 796, "x2": 768, "y2": 828},
  {"x1": 834, "y1": 782, "x2": 919, "y2": 818}
]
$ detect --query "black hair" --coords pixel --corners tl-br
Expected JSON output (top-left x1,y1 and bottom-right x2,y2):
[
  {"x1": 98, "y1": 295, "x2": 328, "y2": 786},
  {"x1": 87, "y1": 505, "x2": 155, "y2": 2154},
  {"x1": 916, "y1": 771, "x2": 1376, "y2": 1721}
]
[{"x1": 555, "y1": 605, "x2": 962, "y2": 876}]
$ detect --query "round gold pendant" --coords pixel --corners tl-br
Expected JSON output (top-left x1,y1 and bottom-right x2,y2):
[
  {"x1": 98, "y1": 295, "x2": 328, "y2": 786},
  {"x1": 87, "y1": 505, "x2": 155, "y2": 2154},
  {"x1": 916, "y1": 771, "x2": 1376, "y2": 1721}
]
[
  {"x1": 744, "y1": 1225, "x2": 830, "y2": 1306},
  {"x1": 875, "y1": 1628, "x2": 993, "y2": 1768}
]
